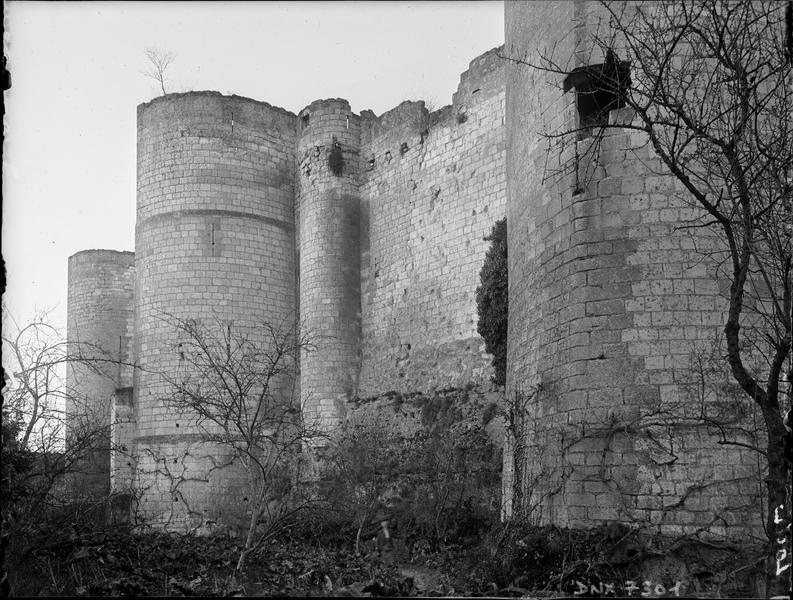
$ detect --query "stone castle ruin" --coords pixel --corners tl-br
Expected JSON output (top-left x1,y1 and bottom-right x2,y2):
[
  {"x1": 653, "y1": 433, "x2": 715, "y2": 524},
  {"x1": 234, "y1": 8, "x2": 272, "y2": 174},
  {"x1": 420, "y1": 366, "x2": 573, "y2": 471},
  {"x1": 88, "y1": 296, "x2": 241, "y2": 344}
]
[{"x1": 66, "y1": 2, "x2": 768, "y2": 538}]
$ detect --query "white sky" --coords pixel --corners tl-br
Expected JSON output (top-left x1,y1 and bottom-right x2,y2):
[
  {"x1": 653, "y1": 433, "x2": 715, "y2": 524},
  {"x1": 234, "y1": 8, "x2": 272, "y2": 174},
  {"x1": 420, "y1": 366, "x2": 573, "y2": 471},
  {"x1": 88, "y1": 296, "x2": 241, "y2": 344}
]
[{"x1": 2, "y1": 1, "x2": 504, "y2": 332}]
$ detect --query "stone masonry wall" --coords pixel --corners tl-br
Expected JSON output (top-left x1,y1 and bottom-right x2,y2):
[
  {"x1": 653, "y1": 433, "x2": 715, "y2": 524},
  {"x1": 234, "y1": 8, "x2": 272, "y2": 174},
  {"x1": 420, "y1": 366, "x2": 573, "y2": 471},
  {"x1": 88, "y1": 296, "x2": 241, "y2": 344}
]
[
  {"x1": 296, "y1": 99, "x2": 362, "y2": 430},
  {"x1": 110, "y1": 386, "x2": 134, "y2": 493},
  {"x1": 66, "y1": 9, "x2": 768, "y2": 537},
  {"x1": 133, "y1": 92, "x2": 298, "y2": 529},
  {"x1": 505, "y1": 0, "x2": 763, "y2": 539},
  {"x1": 344, "y1": 386, "x2": 505, "y2": 517},
  {"x1": 66, "y1": 249, "x2": 135, "y2": 497},
  {"x1": 357, "y1": 47, "x2": 507, "y2": 396}
]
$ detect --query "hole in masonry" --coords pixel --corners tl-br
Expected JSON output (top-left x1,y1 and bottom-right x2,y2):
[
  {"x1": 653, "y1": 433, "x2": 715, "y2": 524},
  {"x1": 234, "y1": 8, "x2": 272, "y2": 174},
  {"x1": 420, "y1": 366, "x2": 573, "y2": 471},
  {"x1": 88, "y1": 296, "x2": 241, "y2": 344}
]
[
  {"x1": 328, "y1": 137, "x2": 344, "y2": 176},
  {"x1": 563, "y1": 50, "x2": 631, "y2": 140}
]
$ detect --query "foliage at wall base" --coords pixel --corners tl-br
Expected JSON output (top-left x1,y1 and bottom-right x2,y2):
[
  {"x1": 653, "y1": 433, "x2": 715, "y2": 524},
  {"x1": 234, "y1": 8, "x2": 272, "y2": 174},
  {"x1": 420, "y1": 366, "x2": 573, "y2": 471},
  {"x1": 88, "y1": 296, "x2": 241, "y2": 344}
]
[{"x1": 319, "y1": 385, "x2": 504, "y2": 554}]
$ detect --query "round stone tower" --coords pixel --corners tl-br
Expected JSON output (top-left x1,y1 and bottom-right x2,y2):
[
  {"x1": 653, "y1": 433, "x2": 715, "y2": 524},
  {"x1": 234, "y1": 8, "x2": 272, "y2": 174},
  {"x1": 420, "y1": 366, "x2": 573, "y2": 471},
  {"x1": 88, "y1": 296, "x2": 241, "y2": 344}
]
[
  {"x1": 66, "y1": 249, "x2": 135, "y2": 497},
  {"x1": 504, "y1": 0, "x2": 761, "y2": 536},
  {"x1": 134, "y1": 92, "x2": 298, "y2": 529},
  {"x1": 295, "y1": 99, "x2": 362, "y2": 432}
]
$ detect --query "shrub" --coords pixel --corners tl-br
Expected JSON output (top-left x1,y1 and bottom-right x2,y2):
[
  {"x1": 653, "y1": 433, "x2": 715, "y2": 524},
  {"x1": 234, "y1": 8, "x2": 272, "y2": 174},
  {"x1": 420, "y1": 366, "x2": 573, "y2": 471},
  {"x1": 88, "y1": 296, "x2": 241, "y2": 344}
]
[
  {"x1": 476, "y1": 218, "x2": 508, "y2": 387},
  {"x1": 320, "y1": 393, "x2": 501, "y2": 555},
  {"x1": 0, "y1": 408, "x2": 34, "y2": 504}
]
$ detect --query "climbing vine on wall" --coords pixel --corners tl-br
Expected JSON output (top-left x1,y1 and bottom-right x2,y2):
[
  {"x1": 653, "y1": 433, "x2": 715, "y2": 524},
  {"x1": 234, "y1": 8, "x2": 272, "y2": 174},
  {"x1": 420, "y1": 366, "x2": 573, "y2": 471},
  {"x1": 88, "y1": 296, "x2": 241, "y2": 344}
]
[{"x1": 476, "y1": 218, "x2": 508, "y2": 387}]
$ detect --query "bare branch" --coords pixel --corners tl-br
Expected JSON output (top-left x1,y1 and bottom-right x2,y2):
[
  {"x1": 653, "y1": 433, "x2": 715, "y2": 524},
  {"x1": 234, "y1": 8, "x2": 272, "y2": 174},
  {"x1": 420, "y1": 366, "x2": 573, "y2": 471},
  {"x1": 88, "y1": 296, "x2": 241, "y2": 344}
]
[
  {"x1": 158, "y1": 314, "x2": 322, "y2": 576},
  {"x1": 143, "y1": 47, "x2": 175, "y2": 96}
]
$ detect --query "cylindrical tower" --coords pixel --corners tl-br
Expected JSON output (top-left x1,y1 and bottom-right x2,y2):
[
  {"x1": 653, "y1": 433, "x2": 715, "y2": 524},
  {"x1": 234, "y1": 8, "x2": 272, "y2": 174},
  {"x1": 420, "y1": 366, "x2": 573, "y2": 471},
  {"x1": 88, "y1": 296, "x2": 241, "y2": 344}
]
[
  {"x1": 296, "y1": 99, "x2": 362, "y2": 432},
  {"x1": 66, "y1": 249, "x2": 135, "y2": 497},
  {"x1": 134, "y1": 92, "x2": 298, "y2": 530},
  {"x1": 505, "y1": 0, "x2": 761, "y2": 536}
]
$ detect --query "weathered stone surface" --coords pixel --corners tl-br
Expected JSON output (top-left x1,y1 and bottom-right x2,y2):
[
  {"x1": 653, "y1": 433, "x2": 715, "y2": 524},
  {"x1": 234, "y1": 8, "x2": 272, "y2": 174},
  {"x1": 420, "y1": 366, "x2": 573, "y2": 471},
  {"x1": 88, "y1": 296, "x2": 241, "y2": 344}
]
[
  {"x1": 65, "y1": 4, "x2": 765, "y2": 540},
  {"x1": 133, "y1": 93, "x2": 298, "y2": 529},
  {"x1": 357, "y1": 49, "x2": 506, "y2": 397},
  {"x1": 67, "y1": 249, "x2": 135, "y2": 497},
  {"x1": 504, "y1": 0, "x2": 763, "y2": 539}
]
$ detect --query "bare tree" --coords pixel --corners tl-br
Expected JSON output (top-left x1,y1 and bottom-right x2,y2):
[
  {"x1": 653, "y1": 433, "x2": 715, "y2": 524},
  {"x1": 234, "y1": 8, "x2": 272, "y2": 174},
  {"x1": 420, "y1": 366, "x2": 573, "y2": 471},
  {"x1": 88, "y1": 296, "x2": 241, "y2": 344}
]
[
  {"x1": 322, "y1": 399, "x2": 501, "y2": 557},
  {"x1": 1, "y1": 309, "x2": 133, "y2": 594},
  {"x1": 143, "y1": 47, "x2": 175, "y2": 96},
  {"x1": 1, "y1": 310, "x2": 120, "y2": 501},
  {"x1": 321, "y1": 415, "x2": 405, "y2": 556},
  {"x1": 160, "y1": 315, "x2": 322, "y2": 578},
  {"x1": 504, "y1": 0, "x2": 791, "y2": 592}
]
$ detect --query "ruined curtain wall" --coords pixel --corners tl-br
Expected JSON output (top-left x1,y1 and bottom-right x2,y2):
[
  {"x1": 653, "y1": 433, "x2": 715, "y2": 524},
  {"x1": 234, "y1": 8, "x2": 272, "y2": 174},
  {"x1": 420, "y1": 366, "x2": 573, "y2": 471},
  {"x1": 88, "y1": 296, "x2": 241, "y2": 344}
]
[{"x1": 357, "y1": 48, "x2": 507, "y2": 397}]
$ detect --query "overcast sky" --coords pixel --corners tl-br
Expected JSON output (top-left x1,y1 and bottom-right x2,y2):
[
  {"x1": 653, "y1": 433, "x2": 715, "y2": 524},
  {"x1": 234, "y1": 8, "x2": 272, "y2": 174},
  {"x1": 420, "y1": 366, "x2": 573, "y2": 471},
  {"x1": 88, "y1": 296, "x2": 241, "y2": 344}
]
[{"x1": 2, "y1": 1, "x2": 504, "y2": 332}]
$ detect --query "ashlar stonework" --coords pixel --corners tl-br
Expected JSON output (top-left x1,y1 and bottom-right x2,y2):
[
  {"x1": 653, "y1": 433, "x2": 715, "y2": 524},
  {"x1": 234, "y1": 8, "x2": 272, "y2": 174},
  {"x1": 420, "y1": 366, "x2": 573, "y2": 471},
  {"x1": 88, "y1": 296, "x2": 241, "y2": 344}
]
[{"x1": 66, "y1": 1, "x2": 765, "y2": 540}]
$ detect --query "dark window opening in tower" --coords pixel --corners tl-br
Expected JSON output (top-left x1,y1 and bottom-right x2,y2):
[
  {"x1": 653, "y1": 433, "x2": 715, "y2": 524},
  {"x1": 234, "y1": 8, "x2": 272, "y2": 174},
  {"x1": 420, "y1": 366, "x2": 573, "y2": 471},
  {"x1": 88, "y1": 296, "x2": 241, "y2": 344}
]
[
  {"x1": 329, "y1": 141, "x2": 344, "y2": 176},
  {"x1": 563, "y1": 50, "x2": 631, "y2": 140}
]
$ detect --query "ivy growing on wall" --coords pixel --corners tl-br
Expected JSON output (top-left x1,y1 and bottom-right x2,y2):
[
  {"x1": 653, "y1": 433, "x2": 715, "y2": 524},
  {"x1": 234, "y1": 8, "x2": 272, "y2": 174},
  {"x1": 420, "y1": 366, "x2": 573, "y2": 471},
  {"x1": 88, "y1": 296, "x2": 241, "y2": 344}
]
[{"x1": 475, "y1": 218, "x2": 508, "y2": 387}]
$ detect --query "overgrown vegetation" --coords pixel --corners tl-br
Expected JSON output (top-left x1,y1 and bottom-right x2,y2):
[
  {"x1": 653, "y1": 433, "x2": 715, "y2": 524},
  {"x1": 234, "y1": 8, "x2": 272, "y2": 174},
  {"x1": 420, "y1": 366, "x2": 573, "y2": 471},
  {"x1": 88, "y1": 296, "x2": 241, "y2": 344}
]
[
  {"x1": 3, "y1": 375, "x2": 768, "y2": 597},
  {"x1": 2, "y1": 523, "x2": 408, "y2": 597},
  {"x1": 1, "y1": 311, "x2": 132, "y2": 596},
  {"x1": 319, "y1": 388, "x2": 502, "y2": 558},
  {"x1": 5, "y1": 509, "x2": 766, "y2": 597},
  {"x1": 476, "y1": 218, "x2": 508, "y2": 387},
  {"x1": 161, "y1": 315, "x2": 322, "y2": 577},
  {"x1": 430, "y1": 519, "x2": 767, "y2": 597}
]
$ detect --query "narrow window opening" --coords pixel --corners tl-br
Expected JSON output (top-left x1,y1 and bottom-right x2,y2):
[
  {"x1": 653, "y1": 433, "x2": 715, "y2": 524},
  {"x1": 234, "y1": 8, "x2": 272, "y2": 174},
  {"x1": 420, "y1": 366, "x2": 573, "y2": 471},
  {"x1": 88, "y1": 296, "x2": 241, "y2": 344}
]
[
  {"x1": 206, "y1": 221, "x2": 222, "y2": 257},
  {"x1": 117, "y1": 335, "x2": 123, "y2": 383}
]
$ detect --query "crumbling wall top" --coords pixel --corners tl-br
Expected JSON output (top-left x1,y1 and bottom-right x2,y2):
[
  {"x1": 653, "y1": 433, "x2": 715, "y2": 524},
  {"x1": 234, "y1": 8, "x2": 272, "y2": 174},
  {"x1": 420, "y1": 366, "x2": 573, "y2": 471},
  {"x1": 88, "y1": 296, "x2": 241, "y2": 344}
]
[
  {"x1": 452, "y1": 45, "x2": 505, "y2": 105},
  {"x1": 137, "y1": 90, "x2": 298, "y2": 122},
  {"x1": 68, "y1": 249, "x2": 135, "y2": 262},
  {"x1": 360, "y1": 100, "x2": 430, "y2": 147},
  {"x1": 298, "y1": 98, "x2": 353, "y2": 119}
]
